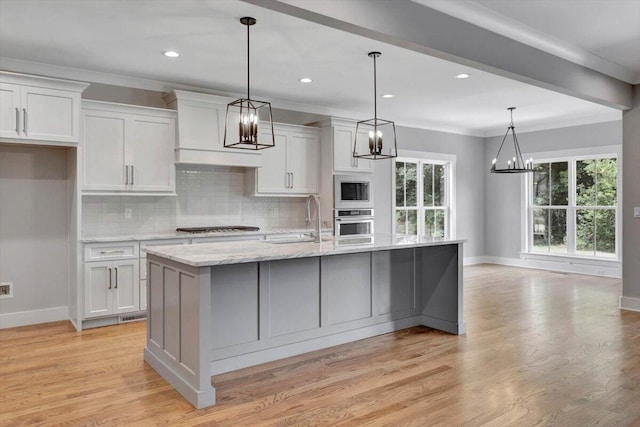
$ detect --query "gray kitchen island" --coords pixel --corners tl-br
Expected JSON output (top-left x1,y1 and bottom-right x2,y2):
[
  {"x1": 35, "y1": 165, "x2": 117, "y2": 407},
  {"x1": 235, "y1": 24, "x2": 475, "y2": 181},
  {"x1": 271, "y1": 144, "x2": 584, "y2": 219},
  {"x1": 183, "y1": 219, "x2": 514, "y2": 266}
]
[{"x1": 144, "y1": 235, "x2": 466, "y2": 408}]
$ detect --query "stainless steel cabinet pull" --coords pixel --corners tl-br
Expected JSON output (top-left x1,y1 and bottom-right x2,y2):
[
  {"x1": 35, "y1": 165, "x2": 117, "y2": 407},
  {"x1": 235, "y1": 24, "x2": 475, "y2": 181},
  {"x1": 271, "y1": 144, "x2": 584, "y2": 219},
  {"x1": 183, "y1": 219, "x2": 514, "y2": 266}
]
[
  {"x1": 131, "y1": 165, "x2": 134, "y2": 186},
  {"x1": 114, "y1": 267, "x2": 118, "y2": 289},
  {"x1": 15, "y1": 108, "x2": 19, "y2": 133},
  {"x1": 22, "y1": 108, "x2": 27, "y2": 135},
  {"x1": 108, "y1": 267, "x2": 112, "y2": 290},
  {"x1": 290, "y1": 172, "x2": 294, "y2": 189},
  {"x1": 125, "y1": 165, "x2": 129, "y2": 185},
  {"x1": 100, "y1": 250, "x2": 125, "y2": 254}
]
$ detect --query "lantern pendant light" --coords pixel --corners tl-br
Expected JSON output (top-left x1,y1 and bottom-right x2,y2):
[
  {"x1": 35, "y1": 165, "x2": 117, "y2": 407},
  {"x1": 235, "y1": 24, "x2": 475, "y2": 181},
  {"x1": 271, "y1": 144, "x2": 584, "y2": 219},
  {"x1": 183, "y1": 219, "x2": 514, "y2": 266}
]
[
  {"x1": 353, "y1": 52, "x2": 398, "y2": 161},
  {"x1": 224, "y1": 17, "x2": 275, "y2": 150},
  {"x1": 490, "y1": 107, "x2": 533, "y2": 173}
]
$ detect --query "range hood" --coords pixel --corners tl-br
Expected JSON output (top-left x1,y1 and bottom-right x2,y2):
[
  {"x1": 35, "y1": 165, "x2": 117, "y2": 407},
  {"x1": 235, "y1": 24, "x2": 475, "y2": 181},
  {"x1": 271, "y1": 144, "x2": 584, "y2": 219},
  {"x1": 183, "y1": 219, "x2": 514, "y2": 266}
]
[{"x1": 163, "y1": 90, "x2": 262, "y2": 168}]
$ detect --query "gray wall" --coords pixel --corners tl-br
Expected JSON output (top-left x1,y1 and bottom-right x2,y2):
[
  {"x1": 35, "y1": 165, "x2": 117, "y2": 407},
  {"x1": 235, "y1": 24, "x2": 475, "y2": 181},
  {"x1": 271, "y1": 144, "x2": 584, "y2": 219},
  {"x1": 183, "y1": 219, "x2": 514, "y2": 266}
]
[
  {"x1": 0, "y1": 144, "x2": 70, "y2": 314},
  {"x1": 622, "y1": 85, "x2": 640, "y2": 299},
  {"x1": 484, "y1": 120, "x2": 623, "y2": 259},
  {"x1": 374, "y1": 125, "x2": 486, "y2": 259}
]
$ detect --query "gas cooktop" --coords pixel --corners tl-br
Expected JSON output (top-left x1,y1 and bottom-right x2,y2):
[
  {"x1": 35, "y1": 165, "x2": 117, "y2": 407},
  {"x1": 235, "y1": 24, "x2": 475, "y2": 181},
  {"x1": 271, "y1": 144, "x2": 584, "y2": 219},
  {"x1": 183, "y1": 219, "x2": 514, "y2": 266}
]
[{"x1": 176, "y1": 226, "x2": 260, "y2": 234}]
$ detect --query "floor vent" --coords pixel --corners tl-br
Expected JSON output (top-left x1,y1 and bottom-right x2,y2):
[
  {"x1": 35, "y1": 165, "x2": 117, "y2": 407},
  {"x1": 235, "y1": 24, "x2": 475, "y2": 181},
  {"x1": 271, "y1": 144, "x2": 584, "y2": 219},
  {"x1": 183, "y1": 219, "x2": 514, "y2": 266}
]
[{"x1": 119, "y1": 313, "x2": 146, "y2": 323}]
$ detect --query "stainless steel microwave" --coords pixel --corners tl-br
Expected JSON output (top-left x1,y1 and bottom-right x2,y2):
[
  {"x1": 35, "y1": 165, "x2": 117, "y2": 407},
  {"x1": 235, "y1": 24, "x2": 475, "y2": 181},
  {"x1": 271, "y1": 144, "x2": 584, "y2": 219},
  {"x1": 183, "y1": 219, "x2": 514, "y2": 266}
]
[{"x1": 334, "y1": 175, "x2": 374, "y2": 209}]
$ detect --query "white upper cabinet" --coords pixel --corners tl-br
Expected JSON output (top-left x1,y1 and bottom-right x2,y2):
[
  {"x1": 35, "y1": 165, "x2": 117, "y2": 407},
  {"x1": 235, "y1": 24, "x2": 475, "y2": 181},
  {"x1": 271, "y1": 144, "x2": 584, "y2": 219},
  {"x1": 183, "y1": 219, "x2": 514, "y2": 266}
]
[
  {"x1": 82, "y1": 100, "x2": 176, "y2": 194},
  {"x1": 0, "y1": 72, "x2": 88, "y2": 144},
  {"x1": 254, "y1": 123, "x2": 320, "y2": 195},
  {"x1": 163, "y1": 90, "x2": 261, "y2": 167},
  {"x1": 332, "y1": 123, "x2": 373, "y2": 173}
]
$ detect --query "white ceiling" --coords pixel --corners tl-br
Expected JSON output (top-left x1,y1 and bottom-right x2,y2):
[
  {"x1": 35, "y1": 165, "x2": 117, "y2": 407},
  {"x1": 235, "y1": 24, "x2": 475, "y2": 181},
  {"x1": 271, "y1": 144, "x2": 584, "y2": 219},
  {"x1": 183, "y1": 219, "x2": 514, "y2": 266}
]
[
  {"x1": 0, "y1": 0, "x2": 623, "y2": 137},
  {"x1": 416, "y1": 0, "x2": 640, "y2": 84}
]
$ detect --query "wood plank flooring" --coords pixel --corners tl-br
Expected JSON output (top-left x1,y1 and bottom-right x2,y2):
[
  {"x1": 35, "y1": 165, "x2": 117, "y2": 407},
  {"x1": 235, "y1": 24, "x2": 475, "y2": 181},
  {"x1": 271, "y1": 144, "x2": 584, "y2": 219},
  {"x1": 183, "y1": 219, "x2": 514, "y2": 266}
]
[{"x1": 1, "y1": 265, "x2": 639, "y2": 426}]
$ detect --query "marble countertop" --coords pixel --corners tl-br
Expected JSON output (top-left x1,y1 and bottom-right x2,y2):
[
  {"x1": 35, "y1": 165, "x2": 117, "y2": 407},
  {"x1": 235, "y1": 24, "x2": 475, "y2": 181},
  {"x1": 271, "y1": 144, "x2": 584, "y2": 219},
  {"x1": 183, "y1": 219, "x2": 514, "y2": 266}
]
[
  {"x1": 145, "y1": 234, "x2": 465, "y2": 267},
  {"x1": 81, "y1": 228, "x2": 332, "y2": 243}
]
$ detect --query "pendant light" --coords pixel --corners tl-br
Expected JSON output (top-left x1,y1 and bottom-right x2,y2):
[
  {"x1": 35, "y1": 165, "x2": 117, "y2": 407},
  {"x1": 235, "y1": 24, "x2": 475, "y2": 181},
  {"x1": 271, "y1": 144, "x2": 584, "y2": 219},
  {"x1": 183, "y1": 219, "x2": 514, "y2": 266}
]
[
  {"x1": 224, "y1": 17, "x2": 275, "y2": 150},
  {"x1": 353, "y1": 52, "x2": 397, "y2": 161},
  {"x1": 490, "y1": 107, "x2": 533, "y2": 173}
]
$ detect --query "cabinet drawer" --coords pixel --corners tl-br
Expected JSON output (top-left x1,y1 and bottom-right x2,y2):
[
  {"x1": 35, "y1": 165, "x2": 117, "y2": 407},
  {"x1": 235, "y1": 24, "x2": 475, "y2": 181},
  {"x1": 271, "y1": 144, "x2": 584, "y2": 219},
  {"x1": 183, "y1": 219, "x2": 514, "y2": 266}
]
[
  {"x1": 84, "y1": 242, "x2": 139, "y2": 261},
  {"x1": 140, "y1": 238, "x2": 190, "y2": 259}
]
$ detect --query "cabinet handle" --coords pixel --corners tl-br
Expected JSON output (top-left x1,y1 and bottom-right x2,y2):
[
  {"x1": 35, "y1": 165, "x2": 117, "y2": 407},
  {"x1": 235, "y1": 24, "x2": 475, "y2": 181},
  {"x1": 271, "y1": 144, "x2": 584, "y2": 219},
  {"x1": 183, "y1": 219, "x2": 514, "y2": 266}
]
[
  {"x1": 290, "y1": 172, "x2": 294, "y2": 189},
  {"x1": 100, "y1": 250, "x2": 125, "y2": 254},
  {"x1": 114, "y1": 267, "x2": 118, "y2": 289},
  {"x1": 125, "y1": 165, "x2": 129, "y2": 185},
  {"x1": 22, "y1": 108, "x2": 27, "y2": 135},
  {"x1": 15, "y1": 108, "x2": 19, "y2": 133},
  {"x1": 108, "y1": 267, "x2": 112, "y2": 290},
  {"x1": 131, "y1": 165, "x2": 134, "y2": 186}
]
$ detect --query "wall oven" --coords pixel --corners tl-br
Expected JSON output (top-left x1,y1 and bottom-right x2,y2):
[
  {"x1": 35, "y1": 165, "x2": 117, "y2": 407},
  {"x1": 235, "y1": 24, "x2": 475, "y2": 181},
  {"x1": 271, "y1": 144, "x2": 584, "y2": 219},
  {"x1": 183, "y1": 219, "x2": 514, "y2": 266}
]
[
  {"x1": 334, "y1": 175, "x2": 374, "y2": 209},
  {"x1": 334, "y1": 209, "x2": 374, "y2": 238}
]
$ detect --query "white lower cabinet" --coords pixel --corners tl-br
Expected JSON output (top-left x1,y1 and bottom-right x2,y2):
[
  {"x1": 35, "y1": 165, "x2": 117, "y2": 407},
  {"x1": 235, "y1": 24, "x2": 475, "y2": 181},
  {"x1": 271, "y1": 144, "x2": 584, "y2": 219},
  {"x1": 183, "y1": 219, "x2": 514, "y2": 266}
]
[{"x1": 84, "y1": 259, "x2": 139, "y2": 318}]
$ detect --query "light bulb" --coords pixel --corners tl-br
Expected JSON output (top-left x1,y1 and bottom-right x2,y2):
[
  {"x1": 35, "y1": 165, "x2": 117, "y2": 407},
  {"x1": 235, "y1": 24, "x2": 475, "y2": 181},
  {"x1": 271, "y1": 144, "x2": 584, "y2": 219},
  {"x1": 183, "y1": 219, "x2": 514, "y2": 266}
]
[
  {"x1": 508, "y1": 160, "x2": 512, "y2": 166},
  {"x1": 369, "y1": 130, "x2": 374, "y2": 138},
  {"x1": 492, "y1": 158, "x2": 497, "y2": 165},
  {"x1": 376, "y1": 130, "x2": 383, "y2": 138}
]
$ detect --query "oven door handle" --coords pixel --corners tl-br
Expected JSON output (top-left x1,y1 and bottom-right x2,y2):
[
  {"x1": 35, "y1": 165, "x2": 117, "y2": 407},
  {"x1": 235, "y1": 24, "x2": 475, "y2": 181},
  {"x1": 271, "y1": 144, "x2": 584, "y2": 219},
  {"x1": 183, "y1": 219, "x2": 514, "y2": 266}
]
[{"x1": 335, "y1": 217, "x2": 375, "y2": 222}]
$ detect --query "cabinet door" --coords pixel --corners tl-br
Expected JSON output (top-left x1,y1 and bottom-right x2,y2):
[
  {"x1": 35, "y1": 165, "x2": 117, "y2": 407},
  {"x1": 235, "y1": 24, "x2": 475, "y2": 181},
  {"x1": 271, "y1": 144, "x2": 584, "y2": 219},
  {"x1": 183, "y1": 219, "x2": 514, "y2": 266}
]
[
  {"x1": 333, "y1": 125, "x2": 373, "y2": 173},
  {"x1": 256, "y1": 130, "x2": 288, "y2": 193},
  {"x1": 288, "y1": 133, "x2": 319, "y2": 194},
  {"x1": 84, "y1": 261, "x2": 114, "y2": 318},
  {"x1": 354, "y1": 129, "x2": 373, "y2": 172},
  {"x1": 21, "y1": 85, "x2": 80, "y2": 143},
  {"x1": 0, "y1": 83, "x2": 21, "y2": 139},
  {"x1": 82, "y1": 110, "x2": 128, "y2": 191},
  {"x1": 113, "y1": 260, "x2": 139, "y2": 314},
  {"x1": 333, "y1": 126, "x2": 357, "y2": 172},
  {"x1": 129, "y1": 116, "x2": 175, "y2": 192}
]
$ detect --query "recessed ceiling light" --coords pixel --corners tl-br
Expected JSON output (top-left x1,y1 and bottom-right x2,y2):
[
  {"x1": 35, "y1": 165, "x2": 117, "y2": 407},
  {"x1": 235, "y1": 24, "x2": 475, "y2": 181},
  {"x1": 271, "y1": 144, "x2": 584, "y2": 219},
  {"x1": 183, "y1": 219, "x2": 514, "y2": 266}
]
[
  {"x1": 454, "y1": 73, "x2": 470, "y2": 79},
  {"x1": 382, "y1": 94, "x2": 395, "y2": 98},
  {"x1": 299, "y1": 77, "x2": 313, "y2": 83},
  {"x1": 163, "y1": 51, "x2": 180, "y2": 58}
]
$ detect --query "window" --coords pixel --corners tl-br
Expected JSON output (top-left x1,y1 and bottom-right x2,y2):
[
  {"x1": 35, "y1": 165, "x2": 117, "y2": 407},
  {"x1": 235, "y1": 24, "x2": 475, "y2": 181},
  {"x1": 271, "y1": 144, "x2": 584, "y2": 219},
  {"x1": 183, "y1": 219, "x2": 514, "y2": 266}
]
[
  {"x1": 527, "y1": 155, "x2": 618, "y2": 259},
  {"x1": 395, "y1": 158, "x2": 450, "y2": 238}
]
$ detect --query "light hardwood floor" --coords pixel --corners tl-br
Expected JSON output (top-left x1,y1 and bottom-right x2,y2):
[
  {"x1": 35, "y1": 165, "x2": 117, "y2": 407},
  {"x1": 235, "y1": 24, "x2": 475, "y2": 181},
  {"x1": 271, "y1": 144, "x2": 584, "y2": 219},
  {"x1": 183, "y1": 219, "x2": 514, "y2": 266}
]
[{"x1": 1, "y1": 265, "x2": 639, "y2": 426}]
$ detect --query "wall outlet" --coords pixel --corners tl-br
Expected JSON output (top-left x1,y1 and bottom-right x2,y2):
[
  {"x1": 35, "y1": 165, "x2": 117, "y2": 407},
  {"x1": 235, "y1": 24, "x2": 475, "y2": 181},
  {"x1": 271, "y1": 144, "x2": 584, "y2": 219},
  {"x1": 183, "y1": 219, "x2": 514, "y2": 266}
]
[
  {"x1": 0, "y1": 282, "x2": 13, "y2": 299},
  {"x1": 634, "y1": 207, "x2": 640, "y2": 218},
  {"x1": 124, "y1": 207, "x2": 133, "y2": 219}
]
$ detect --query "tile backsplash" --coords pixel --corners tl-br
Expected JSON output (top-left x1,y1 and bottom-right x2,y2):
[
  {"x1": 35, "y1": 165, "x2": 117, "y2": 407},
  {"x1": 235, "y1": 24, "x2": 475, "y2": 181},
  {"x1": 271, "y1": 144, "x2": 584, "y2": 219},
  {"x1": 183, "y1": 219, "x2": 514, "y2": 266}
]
[{"x1": 82, "y1": 165, "x2": 309, "y2": 238}]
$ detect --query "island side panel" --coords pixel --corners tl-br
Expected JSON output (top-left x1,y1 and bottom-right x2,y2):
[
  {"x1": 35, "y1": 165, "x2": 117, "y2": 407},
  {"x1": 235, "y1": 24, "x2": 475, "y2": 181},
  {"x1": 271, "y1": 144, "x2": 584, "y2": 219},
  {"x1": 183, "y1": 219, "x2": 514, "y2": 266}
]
[
  {"x1": 373, "y1": 248, "x2": 421, "y2": 320},
  {"x1": 418, "y1": 243, "x2": 465, "y2": 334},
  {"x1": 144, "y1": 254, "x2": 215, "y2": 409}
]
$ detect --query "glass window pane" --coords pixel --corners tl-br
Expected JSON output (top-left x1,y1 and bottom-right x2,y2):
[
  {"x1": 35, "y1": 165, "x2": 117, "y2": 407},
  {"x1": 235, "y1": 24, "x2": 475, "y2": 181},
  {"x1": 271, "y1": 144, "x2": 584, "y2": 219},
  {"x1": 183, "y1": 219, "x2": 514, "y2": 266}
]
[
  {"x1": 549, "y1": 209, "x2": 567, "y2": 253},
  {"x1": 532, "y1": 163, "x2": 549, "y2": 206},
  {"x1": 407, "y1": 210, "x2": 417, "y2": 235},
  {"x1": 576, "y1": 209, "x2": 595, "y2": 256},
  {"x1": 423, "y1": 163, "x2": 433, "y2": 206},
  {"x1": 550, "y1": 162, "x2": 568, "y2": 205},
  {"x1": 395, "y1": 210, "x2": 406, "y2": 235},
  {"x1": 433, "y1": 165, "x2": 445, "y2": 206},
  {"x1": 595, "y1": 209, "x2": 616, "y2": 257},
  {"x1": 406, "y1": 163, "x2": 417, "y2": 207},
  {"x1": 532, "y1": 208, "x2": 549, "y2": 252},
  {"x1": 434, "y1": 209, "x2": 446, "y2": 238},
  {"x1": 395, "y1": 162, "x2": 405, "y2": 207},
  {"x1": 596, "y1": 158, "x2": 617, "y2": 206},
  {"x1": 424, "y1": 210, "x2": 435, "y2": 237},
  {"x1": 576, "y1": 159, "x2": 596, "y2": 206}
]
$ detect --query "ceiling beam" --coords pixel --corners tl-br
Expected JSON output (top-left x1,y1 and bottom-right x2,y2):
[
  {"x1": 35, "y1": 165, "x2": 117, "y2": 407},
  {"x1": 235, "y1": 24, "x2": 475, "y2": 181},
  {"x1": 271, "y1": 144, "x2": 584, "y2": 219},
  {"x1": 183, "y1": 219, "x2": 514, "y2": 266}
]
[{"x1": 242, "y1": 0, "x2": 633, "y2": 110}]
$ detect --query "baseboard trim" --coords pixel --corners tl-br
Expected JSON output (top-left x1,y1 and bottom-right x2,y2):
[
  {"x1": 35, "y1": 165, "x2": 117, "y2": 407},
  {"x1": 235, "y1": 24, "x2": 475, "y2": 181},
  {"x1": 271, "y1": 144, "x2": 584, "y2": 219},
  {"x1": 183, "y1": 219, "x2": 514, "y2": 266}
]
[
  {"x1": 619, "y1": 296, "x2": 640, "y2": 312},
  {"x1": 463, "y1": 256, "x2": 491, "y2": 266},
  {"x1": 0, "y1": 306, "x2": 68, "y2": 329},
  {"x1": 481, "y1": 256, "x2": 622, "y2": 278}
]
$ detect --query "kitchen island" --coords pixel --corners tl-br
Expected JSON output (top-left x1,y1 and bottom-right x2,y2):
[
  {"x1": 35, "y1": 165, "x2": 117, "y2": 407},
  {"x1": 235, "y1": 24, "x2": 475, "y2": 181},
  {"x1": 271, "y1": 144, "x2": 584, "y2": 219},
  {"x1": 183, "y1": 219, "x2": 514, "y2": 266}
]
[{"x1": 144, "y1": 235, "x2": 465, "y2": 408}]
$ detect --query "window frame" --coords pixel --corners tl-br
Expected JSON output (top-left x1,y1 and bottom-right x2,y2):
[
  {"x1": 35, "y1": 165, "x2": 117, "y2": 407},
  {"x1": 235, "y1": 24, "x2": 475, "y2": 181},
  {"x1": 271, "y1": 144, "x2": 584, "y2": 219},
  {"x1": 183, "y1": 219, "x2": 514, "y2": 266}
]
[
  {"x1": 392, "y1": 150, "x2": 456, "y2": 239},
  {"x1": 522, "y1": 145, "x2": 621, "y2": 261}
]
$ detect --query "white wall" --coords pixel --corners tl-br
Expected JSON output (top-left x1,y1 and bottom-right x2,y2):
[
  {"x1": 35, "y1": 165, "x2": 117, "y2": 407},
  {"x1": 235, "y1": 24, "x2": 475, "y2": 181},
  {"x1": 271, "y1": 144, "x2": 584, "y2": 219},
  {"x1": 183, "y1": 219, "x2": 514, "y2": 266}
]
[
  {"x1": 374, "y1": 125, "x2": 486, "y2": 259},
  {"x1": 483, "y1": 120, "x2": 623, "y2": 260},
  {"x1": 0, "y1": 145, "x2": 70, "y2": 317}
]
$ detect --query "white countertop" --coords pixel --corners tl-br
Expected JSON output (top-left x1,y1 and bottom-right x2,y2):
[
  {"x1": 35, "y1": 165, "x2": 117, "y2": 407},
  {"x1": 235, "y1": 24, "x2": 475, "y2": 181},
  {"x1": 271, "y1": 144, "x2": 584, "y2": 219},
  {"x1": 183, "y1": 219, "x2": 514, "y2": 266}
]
[
  {"x1": 81, "y1": 228, "x2": 331, "y2": 243},
  {"x1": 145, "y1": 235, "x2": 465, "y2": 267}
]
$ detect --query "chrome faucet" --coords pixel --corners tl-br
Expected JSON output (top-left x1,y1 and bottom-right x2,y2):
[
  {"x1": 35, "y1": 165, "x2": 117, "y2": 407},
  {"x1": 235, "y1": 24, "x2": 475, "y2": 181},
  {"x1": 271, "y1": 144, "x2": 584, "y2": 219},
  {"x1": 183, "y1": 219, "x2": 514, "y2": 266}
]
[{"x1": 305, "y1": 194, "x2": 321, "y2": 243}]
